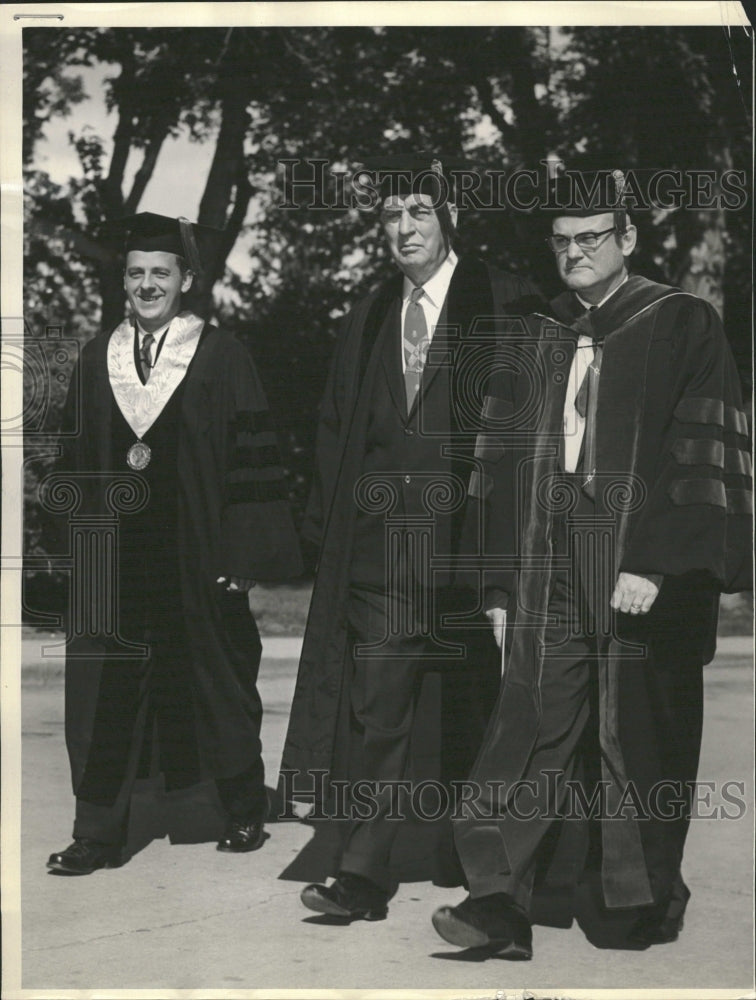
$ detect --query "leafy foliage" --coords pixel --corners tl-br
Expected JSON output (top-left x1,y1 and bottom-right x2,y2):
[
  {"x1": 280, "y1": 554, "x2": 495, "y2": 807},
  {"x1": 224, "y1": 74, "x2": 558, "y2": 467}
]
[{"x1": 22, "y1": 24, "x2": 753, "y2": 605}]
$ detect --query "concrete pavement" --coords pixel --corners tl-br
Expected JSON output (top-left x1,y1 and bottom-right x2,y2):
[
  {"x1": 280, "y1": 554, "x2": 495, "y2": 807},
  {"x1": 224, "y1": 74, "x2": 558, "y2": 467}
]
[{"x1": 10, "y1": 634, "x2": 756, "y2": 995}]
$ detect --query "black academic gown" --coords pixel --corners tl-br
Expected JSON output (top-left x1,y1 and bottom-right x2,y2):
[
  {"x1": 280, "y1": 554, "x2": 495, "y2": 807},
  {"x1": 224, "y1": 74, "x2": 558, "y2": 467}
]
[
  {"x1": 56, "y1": 319, "x2": 303, "y2": 807},
  {"x1": 453, "y1": 274, "x2": 752, "y2": 912},
  {"x1": 280, "y1": 257, "x2": 542, "y2": 883}
]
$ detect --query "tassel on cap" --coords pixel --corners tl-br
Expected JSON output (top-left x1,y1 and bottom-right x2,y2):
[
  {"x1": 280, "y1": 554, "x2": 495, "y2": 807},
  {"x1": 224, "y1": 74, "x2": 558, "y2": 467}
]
[{"x1": 177, "y1": 216, "x2": 204, "y2": 276}]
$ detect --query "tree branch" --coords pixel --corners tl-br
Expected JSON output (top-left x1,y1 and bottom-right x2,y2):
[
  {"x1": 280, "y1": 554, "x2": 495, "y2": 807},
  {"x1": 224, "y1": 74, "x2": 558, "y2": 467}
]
[
  {"x1": 101, "y1": 52, "x2": 136, "y2": 218},
  {"x1": 222, "y1": 172, "x2": 253, "y2": 261},
  {"x1": 471, "y1": 72, "x2": 516, "y2": 140},
  {"x1": 123, "y1": 125, "x2": 170, "y2": 214}
]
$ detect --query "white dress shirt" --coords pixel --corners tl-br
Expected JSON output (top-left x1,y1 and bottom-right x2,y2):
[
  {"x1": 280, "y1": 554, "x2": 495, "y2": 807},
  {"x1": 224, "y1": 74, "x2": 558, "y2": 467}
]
[
  {"x1": 562, "y1": 275, "x2": 628, "y2": 473},
  {"x1": 400, "y1": 250, "x2": 458, "y2": 373}
]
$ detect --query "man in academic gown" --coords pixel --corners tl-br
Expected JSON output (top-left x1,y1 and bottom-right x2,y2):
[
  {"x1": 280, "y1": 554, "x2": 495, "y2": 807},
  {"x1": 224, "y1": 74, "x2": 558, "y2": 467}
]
[
  {"x1": 431, "y1": 170, "x2": 752, "y2": 957},
  {"x1": 47, "y1": 213, "x2": 302, "y2": 874},
  {"x1": 280, "y1": 155, "x2": 542, "y2": 921}
]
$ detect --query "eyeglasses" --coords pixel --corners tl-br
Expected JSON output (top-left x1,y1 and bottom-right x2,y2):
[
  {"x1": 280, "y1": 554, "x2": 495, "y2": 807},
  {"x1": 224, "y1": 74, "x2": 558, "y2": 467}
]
[{"x1": 546, "y1": 226, "x2": 618, "y2": 254}]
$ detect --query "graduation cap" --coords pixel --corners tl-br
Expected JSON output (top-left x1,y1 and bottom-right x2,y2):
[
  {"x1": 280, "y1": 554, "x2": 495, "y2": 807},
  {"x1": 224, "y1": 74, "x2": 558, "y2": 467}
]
[
  {"x1": 545, "y1": 168, "x2": 631, "y2": 232},
  {"x1": 357, "y1": 153, "x2": 468, "y2": 207},
  {"x1": 109, "y1": 212, "x2": 223, "y2": 276},
  {"x1": 542, "y1": 164, "x2": 699, "y2": 233}
]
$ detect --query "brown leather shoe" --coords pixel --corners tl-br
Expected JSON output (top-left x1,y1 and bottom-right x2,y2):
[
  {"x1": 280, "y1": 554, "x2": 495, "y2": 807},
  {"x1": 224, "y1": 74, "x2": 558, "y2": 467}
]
[
  {"x1": 47, "y1": 839, "x2": 122, "y2": 875},
  {"x1": 300, "y1": 872, "x2": 389, "y2": 921},
  {"x1": 432, "y1": 893, "x2": 533, "y2": 959}
]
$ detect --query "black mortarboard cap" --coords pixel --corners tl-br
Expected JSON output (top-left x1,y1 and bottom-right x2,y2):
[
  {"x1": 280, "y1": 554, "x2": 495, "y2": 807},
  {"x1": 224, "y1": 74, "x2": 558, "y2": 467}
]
[
  {"x1": 357, "y1": 153, "x2": 468, "y2": 206},
  {"x1": 545, "y1": 168, "x2": 629, "y2": 217},
  {"x1": 542, "y1": 166, "x2": 639, "y2": 237},
  {"x1": 110, "y1": 212, "x2": 223, "y2": 275}
]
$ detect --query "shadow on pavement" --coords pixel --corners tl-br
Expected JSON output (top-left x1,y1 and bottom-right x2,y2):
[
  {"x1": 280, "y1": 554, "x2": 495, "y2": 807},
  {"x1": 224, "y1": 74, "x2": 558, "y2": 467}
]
[{"x1": 120, "y1": 776, "x2": 283, "y2": 861}]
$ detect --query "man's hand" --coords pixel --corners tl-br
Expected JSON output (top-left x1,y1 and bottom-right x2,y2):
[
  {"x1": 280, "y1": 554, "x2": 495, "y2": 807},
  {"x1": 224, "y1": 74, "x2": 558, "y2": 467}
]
[
  {"x1": 485, "y1": 607, "x2": 507, "y2": 649},
  {"x1": 610, "y1": 572, "x2": 662, "y2": 615},
  {"x1": 217, "y1": 576, "x2": 257, "y2": 593}
]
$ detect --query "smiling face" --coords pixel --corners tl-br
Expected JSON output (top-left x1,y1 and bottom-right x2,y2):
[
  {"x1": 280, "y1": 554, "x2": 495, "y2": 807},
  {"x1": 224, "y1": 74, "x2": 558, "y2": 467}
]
[
  {"x1": 553, "y1": 212, "x2": 637, "y2": 304},
  {"x1": 380, "y1": 192, "x2": 457, "y2": 285},
  {"x1": 124, "y1": 250, "x2": 193, "y2": 332}
]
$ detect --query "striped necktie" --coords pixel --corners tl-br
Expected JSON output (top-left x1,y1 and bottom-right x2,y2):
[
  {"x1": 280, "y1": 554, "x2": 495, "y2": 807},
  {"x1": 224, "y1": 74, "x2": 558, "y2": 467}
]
[
  {"x1": 139, "y1": 332, "x2": 155, "y2": 384},
  {"x1": 403, "y1": 286, "x2": 428, "y2": 411}
]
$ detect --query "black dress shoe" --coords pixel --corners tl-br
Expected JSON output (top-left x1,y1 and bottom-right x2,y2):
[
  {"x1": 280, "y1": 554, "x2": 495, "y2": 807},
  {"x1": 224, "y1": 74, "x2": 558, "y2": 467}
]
[
  {"x1": 217, "y1": 805, "x2": 269, "y2": 853},
  {"x1": 432, "y1": 893, "x2": 533, "y2": 959},
  {"x1": 300, "y1": 872, "x2": 389, "y2": 921},
  {"x1": 47, "y1": 838, "x2": 121, "y2": 875},
  {"x1": 627, "y1": 880, "x2": 691, "y2": 946}
]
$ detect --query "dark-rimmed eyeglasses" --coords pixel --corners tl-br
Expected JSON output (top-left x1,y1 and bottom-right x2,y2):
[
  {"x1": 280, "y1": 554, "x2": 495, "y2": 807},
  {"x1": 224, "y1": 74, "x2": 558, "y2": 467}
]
[{"x1": 546, "y1": 227, "x2": 618, "y2": 254}]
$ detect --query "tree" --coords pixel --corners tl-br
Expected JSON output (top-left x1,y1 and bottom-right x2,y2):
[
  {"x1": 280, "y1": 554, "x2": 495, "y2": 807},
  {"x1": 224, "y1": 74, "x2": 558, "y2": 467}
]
[
  {"x1": 22, "y1": 25, "x2": 752, "y2": 610},
  {"x1": 553, "y1": 26, "x2": 753, "y2": 384}
]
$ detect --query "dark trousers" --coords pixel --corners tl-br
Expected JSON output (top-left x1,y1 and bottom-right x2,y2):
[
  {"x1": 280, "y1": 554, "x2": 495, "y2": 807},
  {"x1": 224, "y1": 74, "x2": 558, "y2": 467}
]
[
  {"x1": 338, "y1": 585, "x2": 442, "y2": 889},
  {"x1": 468, "y1": 568, "x2": 596, "y2": 910}
]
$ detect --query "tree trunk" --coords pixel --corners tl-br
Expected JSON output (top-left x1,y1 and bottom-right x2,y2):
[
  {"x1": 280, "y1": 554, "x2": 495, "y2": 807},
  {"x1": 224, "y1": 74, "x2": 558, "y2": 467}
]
[
  {"x1": 196, "y1": 83, "x2": 251, "y2": 310},
  {"x1": 673, "y1": 147, "x2": 731, "y2": 321},
  {"x1": 100, "y1": 51, "x2": 136, "y2": 221},
  {"x1": 507, "y1": 27, "x2": 548, "y2": 167}
]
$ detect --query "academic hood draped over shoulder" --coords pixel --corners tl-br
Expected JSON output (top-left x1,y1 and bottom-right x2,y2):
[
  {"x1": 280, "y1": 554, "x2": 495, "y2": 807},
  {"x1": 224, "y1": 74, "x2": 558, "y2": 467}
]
[{"x1": 454, "y1": 273, "x2": 752, "y2": 912}]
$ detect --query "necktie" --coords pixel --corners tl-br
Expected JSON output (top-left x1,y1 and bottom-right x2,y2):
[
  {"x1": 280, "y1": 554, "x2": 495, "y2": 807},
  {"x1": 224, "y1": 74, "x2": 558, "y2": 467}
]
[
  {"x1": 574, "y1": 346, "x2": 593, "y2": 419},
  {"x1": 573, "y1": 306, "x2": 597, "y2": 418},
  {"x1": 403, "y1": 286, "x2": 428, "y2": 411},
  {"x1": 139, "y1": 332, "x2": 155, "y2": 384},
  {"x1": 575, "y1": 337, "x2": 603, "y2": 498}
]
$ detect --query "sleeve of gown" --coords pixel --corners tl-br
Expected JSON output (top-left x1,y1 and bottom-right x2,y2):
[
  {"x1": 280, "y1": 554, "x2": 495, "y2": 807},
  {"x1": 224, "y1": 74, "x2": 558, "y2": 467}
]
[
  {"x1": 620, "y1": 298, "x2": 752, "y2": 592},
  {"x1": 300, "y1": 314, "x2": 351, "y2": 550},
  {"x1": 460, "y1": 277, "x2": 547, "y2": 609},
  {"x1": 219, "y1": 340, "x2": 303, "y2": 582},
  {"x1": 43, "y1": 350, "x2": 89, "y2": 555},
  {"x1": 54, "y1": 342, "x2": 94, "y2": 474},
  {"x1": 502, "y1": 276, "x2": 548, "y2": 317},
  {"x1": 464, "y1": 334, "x2": 528, "y2": 609}
]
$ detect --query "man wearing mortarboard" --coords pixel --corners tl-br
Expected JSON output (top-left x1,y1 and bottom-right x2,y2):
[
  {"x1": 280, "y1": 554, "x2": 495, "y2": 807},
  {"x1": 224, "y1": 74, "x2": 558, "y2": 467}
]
[
  {"x1": 280, "y1": 155, "x2": 543, "y2": 921},
  {"x1": 431, "y1": 168, "x2": 752, "y2": 957},
  {"x1": 47, "y1": 213, "x2": 302, "y2": 874}
]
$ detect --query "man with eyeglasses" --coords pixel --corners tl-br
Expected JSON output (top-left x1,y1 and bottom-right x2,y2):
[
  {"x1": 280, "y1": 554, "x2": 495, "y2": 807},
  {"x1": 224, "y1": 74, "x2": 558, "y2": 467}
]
[
  {"x1": 281, "y1": 155, "x2": 541, "y2": 922},
  {"x1": 432, "y1": 169, "x2": 751, "y2": 958}
]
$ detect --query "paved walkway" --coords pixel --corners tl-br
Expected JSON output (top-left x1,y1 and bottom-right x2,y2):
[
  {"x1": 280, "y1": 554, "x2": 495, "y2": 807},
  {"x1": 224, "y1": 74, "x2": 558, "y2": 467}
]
[{"x1": 5, "y1": 635, "x2": 754, "y2": 995}]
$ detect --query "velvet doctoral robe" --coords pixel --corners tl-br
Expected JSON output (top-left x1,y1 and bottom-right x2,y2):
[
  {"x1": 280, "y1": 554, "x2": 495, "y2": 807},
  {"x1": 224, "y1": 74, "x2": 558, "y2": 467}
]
[{"x1": 453, "y1": 274, "x2": 752, "y2": 911}]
